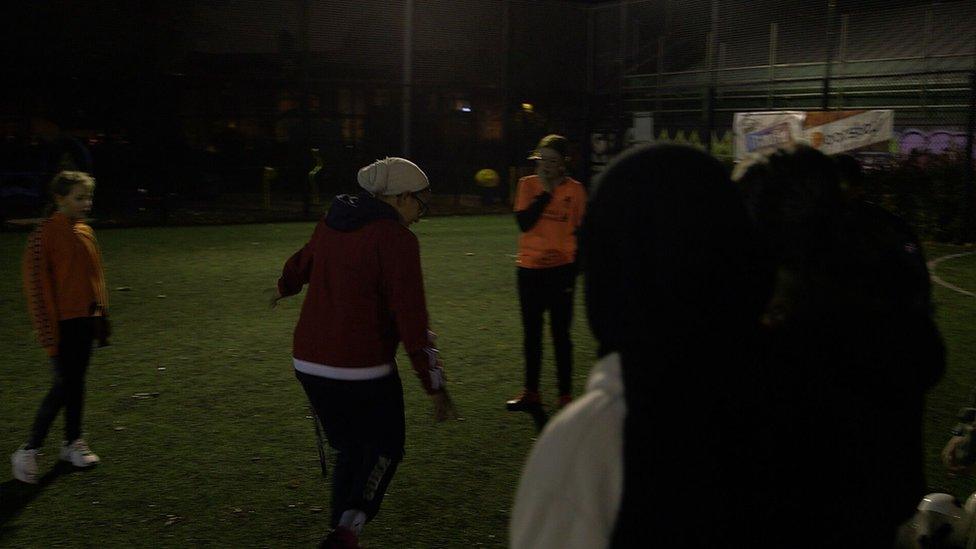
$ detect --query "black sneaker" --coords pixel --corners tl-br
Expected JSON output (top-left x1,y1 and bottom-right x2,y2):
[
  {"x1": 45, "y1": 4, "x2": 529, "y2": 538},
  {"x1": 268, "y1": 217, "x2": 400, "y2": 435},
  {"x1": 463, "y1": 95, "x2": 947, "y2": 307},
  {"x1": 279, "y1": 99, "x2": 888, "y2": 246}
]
[{"x1": 506, "y1": 390, "x2": 542, "y2": 411}]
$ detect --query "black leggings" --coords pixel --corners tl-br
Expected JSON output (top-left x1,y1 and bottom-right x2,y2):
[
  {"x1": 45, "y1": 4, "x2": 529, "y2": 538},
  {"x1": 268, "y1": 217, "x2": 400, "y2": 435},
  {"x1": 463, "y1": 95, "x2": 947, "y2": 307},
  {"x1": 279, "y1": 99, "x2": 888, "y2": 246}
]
[
  {"x1": 28, "y1": 318, "x2": 94, "y2": 449},
  {"x1": 517, "y1": 264, "x2": 577, "y2": 396},
  {"x1": 296, "y1": 370, "x2": 405, "y2": 528}
]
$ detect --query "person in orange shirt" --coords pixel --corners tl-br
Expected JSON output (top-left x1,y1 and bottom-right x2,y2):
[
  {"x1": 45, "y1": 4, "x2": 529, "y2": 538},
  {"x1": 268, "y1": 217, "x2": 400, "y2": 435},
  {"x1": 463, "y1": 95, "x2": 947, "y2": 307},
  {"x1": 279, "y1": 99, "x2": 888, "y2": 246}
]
[
  {"x1": 506, "y1": 135, "x2": 587, "y2": 412},
  {"x1": 12, "y1": 171, "x2": 109, "y2": 484}
]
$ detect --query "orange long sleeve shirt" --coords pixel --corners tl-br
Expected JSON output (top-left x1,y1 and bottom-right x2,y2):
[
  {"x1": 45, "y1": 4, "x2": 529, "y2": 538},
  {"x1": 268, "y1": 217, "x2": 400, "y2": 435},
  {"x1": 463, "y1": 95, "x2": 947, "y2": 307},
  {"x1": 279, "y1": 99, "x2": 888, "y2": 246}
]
[
  {"x1": 514, "y1": 175, "x2": 587, "y2": 269},
  {"x1": 22, "y1": 212, "x2": 108, "y2": 356}
]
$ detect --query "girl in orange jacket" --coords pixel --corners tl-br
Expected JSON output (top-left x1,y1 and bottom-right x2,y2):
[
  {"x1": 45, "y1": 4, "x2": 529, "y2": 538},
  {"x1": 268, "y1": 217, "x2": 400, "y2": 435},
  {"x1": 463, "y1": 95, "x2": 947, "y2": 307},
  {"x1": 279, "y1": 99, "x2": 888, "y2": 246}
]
[
  {"x1": 11, "y1": 171, "x2": 108, "y2": 484},
  {"x1": 506, "y1": 135, "x2": 587, "y2": 413}
]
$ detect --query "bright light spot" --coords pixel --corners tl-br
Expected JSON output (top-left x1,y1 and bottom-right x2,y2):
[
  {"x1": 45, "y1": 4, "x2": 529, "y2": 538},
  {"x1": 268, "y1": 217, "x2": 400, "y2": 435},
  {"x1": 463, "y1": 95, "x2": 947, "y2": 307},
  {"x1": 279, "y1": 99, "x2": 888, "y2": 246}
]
[{"x1": 521, "y1": 103, "x2": 534, "y2": 112}]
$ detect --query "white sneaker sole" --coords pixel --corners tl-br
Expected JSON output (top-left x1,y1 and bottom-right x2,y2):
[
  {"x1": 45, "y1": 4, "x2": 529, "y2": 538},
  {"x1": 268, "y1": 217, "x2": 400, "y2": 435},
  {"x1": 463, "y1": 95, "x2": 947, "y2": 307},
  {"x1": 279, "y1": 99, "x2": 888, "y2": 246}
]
[
  {"x1": 11, "y1": 455, "x2": 38, "y2": 484},
  {"x1": 59, "y1": 452, "x2": 99, "y2": 468}
]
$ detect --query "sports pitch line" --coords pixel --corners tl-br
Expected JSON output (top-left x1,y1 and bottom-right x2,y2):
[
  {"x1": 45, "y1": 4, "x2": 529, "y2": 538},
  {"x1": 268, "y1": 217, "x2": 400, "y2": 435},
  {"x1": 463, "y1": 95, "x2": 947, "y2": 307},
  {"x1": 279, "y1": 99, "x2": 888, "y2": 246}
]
[{"x1": 928, "y1": 252, "x2": 976, "y2": 298}]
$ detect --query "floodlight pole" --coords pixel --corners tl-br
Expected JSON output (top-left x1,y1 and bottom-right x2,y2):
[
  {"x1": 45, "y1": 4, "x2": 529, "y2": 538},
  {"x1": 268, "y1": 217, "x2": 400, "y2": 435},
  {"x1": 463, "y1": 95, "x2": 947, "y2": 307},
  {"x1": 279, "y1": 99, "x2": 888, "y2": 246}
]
[
  {"x1": 300, "y1": 0, "x2": 311, "y2": 217},
  {"x1": 401, "y1": 0, "x2": 414, "y2": 157}
]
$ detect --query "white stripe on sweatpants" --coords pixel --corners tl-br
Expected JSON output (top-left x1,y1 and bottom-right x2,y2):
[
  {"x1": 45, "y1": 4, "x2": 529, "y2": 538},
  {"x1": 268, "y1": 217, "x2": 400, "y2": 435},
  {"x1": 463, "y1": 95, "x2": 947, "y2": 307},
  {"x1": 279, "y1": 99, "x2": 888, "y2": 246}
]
[{"x1": 293, "y1": 358, "x2": 394, "y2": 380}]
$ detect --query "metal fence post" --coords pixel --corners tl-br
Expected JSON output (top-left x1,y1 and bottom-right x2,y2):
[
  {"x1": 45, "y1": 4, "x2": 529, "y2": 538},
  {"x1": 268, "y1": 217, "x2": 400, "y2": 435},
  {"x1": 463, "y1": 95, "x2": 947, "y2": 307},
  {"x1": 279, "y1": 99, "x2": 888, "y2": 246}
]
[
  {"x1": 822, "y1": 0, "x2": 836, "y2": 110},
  {"x1": 705, "y1": 0, "x2": 718, "y2": 151},
  {"x1": 838, "y1": 14, "x2": 848, "y2": 109},
  {"x1": 966, "y1": 69, "x2": 976, "y2": 242},
  {"x1": 922, "y1": 7, "x2": 933, "y2": 119},
  {"x1": 768, "y1": 22, "x2": 777, "y2": 109},
  {"x1": 657, "y1": 36, "x2": 664, "y2": 116}
]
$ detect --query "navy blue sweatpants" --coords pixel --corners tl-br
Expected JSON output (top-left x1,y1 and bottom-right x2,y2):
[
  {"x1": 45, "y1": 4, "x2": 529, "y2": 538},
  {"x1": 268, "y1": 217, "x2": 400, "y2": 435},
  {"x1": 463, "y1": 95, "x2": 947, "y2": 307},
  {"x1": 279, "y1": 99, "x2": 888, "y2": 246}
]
[{"x1": 296, "y1": 370, "x2": 405, "y2": 528}]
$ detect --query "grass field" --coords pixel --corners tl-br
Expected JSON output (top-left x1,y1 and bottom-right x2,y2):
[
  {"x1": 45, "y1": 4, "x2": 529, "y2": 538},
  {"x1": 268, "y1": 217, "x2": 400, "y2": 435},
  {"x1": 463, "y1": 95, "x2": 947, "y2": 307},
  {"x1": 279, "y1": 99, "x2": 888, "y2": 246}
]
[
  {"x1": 0, "y1": 217, "x2": 974, "y2": 548},
  {"x1": 0, "y1": 216, "x2": 595, "y2": 548},
  {"x1": 924, "y1": 244, "x2": 976, "y2": 498}
]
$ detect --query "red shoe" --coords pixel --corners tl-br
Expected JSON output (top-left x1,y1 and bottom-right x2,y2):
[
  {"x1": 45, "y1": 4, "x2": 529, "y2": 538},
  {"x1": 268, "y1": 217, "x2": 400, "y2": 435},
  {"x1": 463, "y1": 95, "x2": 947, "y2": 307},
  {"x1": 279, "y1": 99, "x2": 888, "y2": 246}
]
[
  {"x1": 557, "y1": 394, "x2": 573, "y2": 409},
  {"x1": 506, "y1": 390, "x2": 542, "y2": 411},
  {"x1": 319, "y1": 526, "x2": 361, "y2": 549}
]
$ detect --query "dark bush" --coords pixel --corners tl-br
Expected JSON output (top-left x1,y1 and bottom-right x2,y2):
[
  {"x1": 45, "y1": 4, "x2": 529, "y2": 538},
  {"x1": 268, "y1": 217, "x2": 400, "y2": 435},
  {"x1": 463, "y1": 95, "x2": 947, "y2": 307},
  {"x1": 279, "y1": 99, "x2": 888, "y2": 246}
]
[{"x1": 862, "y1": 152, "x2": 975, "y2": 243}]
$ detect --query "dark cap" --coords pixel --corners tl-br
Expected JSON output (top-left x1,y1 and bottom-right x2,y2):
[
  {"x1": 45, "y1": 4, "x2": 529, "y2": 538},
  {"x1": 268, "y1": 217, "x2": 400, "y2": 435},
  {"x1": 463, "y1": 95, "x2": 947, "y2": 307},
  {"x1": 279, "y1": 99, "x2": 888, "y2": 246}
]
[{"x1": 528, "y1": 134, "x2": 569, "y2": 160}]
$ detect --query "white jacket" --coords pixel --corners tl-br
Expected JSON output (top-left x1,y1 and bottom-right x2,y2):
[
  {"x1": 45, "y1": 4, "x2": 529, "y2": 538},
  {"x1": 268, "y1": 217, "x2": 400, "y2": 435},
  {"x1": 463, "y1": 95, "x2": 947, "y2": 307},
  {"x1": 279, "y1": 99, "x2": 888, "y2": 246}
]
[{"x1": 510, "y1": 353, "x2": 625, "y2": 549}]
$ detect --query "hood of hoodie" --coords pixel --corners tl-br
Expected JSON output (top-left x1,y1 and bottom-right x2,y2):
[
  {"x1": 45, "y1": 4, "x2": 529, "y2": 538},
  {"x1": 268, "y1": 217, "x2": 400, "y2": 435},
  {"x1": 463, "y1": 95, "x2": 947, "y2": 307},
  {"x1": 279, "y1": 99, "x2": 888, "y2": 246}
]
[{"x1": 325, "y1": 192, "x2": 402, "y2": 232}]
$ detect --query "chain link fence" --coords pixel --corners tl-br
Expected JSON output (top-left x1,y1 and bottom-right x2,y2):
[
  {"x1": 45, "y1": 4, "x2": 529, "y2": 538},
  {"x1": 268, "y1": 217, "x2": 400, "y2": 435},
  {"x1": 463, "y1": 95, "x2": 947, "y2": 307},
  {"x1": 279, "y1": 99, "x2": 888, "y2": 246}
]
[
  {"x1": 588, "y1": 0, "x2": 976, "y2": 240},
  {"x1": 1, "y1": 0, "x2": 590, "y2": 226},
  {"x1": 2, "y1": 0, "x2": 974, "y2": 236}
]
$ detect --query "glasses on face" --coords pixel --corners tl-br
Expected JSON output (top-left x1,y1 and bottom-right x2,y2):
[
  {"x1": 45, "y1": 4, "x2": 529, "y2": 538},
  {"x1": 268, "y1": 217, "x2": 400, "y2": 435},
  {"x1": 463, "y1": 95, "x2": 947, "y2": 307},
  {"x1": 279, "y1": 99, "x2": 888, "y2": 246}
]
[{"x1": 411, "y1": 191, "x2": 429, "y2": 217}]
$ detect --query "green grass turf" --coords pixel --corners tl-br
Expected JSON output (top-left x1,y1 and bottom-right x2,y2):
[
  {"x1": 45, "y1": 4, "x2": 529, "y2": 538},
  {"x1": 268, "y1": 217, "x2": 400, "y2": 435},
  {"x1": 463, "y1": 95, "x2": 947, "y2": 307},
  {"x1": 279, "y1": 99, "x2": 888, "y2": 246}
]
[
  {"x1": 0, "y1": 220, "x2": 974, "y2": 548},
  {"x1": 923, "y1": 243, "x2": 976, "y2": 499},
  {"x1": 0, "y1": 216, "x2": 595, "y2": 548}
]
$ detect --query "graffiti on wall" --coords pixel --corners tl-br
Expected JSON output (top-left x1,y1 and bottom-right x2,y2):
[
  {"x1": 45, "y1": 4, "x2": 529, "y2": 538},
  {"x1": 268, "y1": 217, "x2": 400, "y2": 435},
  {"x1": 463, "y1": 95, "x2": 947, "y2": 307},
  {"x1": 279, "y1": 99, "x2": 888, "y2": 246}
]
[
  {"x1": 647, "y1": 128, "x2": 974, "y2": 159},
  {"x1": 896, "y1": 129, "x2": 973, "y2": 156}
]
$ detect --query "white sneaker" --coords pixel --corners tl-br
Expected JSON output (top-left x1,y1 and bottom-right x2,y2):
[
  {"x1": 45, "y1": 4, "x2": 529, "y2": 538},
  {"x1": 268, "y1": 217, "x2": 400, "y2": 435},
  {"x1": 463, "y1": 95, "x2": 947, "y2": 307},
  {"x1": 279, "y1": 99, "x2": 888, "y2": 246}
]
[
  {"x1": 60, "y1": 439, "x2": 100, "y2": 468},
  {"x1": 11, "y1": 445, "x2": 39, "y2": 484}
]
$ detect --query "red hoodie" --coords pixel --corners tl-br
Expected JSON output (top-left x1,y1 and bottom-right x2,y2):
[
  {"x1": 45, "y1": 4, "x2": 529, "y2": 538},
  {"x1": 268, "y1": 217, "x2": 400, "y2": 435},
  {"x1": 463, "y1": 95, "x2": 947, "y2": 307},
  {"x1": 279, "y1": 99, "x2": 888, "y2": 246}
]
[{"x1": 278, "y1": 194, "x2": 440, "y2": 393}]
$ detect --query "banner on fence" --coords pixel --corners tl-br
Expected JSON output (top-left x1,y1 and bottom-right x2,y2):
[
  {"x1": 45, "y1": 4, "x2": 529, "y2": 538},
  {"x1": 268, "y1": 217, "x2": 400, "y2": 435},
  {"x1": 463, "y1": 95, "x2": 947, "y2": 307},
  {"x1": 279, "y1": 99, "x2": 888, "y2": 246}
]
[
  {"x1": 733, "y1": 110, "x2": 894, "y2": 160},
  {"x1": 632, "y1": 112, "x2": 654, "y2": 144}
]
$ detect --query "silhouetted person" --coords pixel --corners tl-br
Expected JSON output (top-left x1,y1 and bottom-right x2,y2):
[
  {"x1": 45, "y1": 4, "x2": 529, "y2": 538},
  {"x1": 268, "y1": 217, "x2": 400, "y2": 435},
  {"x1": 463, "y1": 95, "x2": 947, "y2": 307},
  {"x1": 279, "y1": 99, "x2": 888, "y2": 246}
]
[
  {"x1": 511, "y1": 144, "x2": 771, "y2": 548},
  {"x1": 734, "y1": 145, "x2": 945, "y2": 548}
]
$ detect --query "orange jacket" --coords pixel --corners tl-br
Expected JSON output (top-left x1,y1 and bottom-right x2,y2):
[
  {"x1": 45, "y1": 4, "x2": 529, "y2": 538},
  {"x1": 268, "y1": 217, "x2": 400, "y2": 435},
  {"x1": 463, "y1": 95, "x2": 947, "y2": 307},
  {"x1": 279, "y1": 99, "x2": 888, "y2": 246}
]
[
  {"x1": 514, "y1": 175, "x2": 587, "y2": 268},
  {"x1": 22, "y1": 212, "x2": 108, "y2": 356}
]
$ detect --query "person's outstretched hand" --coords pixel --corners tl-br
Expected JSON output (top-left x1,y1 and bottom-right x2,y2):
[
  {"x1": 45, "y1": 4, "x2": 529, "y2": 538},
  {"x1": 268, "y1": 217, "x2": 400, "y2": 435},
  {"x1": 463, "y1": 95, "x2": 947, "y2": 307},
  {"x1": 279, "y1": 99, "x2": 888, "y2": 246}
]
[
  {"x1": 942, "y1": 435, "x2": 976, "y2": 476},
  {"x1": 267, "y1": 287, "x2": 284, "y2": 309},
  {"x1": 431, "y1": 389, "x2": 459, "y2": 422}
]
